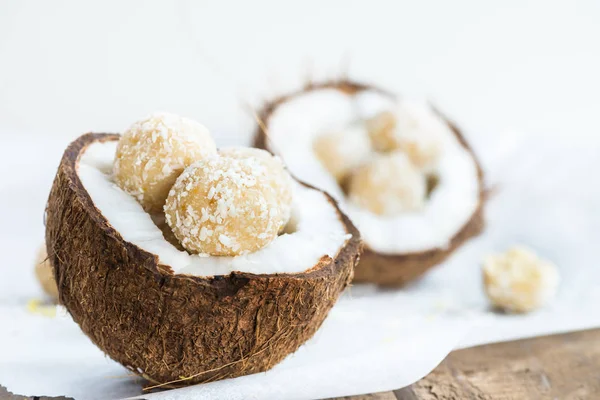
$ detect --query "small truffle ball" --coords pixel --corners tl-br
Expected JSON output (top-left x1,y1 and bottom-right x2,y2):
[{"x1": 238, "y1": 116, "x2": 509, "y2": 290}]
[
  {"x1": 114, "y1": 113, "x2": 217, "y2": 213},
  {"x1": 483, "y1": 246, "x2": 560, "y2": 313},
  {"x1": 348, "y1": 152, "x2": 426, "y2": 216},
  {"x1": 35, "y1": 245, "x2": 59, "y2": 301},
  {"x1": 313, "y1": 125, "x2": 372, "y2": 181},
  {"x1": 366, "y1": 110, "x2": 397, "y2": 152},
  {"x1": 367, "y1": 102, "x2": 446, "y2": 172},
  {"x1": 164, "y1": 155, "x2": 290, "y2": 256},
  {"x1": 219, "y1": 147, "x2": 293, "y2": 223}
]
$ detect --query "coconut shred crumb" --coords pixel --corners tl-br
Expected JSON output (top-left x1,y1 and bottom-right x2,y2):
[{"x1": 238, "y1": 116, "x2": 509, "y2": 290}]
[{"x1": 164, "y1": 152, "x2": 293, "y2": 256}]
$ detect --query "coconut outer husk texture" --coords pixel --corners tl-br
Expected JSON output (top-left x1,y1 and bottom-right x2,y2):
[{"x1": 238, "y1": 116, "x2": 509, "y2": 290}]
[
  {"x1": 45, "y1": 133, "x2": 361, "y2": 387},
  {"x1": 254, "y1": 80, "x2": 485, "y2": 287}
]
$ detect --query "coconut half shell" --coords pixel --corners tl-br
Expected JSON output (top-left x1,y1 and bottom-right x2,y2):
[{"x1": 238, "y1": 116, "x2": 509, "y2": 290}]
[
  {"x1": 254, "y1": 80, "x2": 485, "y2": 287},
  {"x1": 45, "y1": 133, "x2": 361, "y2": 387}
]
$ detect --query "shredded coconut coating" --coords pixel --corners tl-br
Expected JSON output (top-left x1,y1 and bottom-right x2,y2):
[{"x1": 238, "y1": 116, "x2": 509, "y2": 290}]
[
  {"x1": 313, "y1": 124, "x2": 372, "y2": 181},
  {"x1": 114, "y1": 112, "x2": 217, "y2": 213},
  {"x1": 367, "y1": 102, "x2": 445, "y2": 172},
  {"x1": 219, "y1": 147, "x2": 293, "y2": 225},
  {"x1": 483, "y1": 246, "x2": 560, "y2": 313},
  {"x1": 366, "y1": 110, "x2": 397, "y2": 152},
  {"x1": 348, "y1": 152, "x2": 426, "y2": 216},
  {"x1": 164, "y1": 155, "x2": 290, "y2": 256}
]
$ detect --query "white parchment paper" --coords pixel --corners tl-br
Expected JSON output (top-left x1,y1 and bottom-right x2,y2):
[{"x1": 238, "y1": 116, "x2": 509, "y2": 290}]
[{"x1": 1, "y1": 131, "x2": 599, "y2": 399}]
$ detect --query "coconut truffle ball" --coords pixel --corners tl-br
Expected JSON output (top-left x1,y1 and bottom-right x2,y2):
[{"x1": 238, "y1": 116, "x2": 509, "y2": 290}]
[
  {"x1": 366, "y1": 110, "x2": 396, "y2": 152},
  {"x1": 367, "y1": 102, "x2": 445, "y2": 172},
  {"x1": 313, "y1": 125, "x2": 372, "y2": 181},
  {"x1": 164, "y1": 155, "x2": 290, "y2": 256},
  {"x1": 35, "y1": 245, "x2": 59, "y2": 301},
  {"x1": 483, "y1": 246, "x2": 560, "y2": 313},
  {"x1": 114, "y1": 113, "x2": 217, "y2": 213},
  {"x1": 348, "y1": 152, "x2": 426, "y2": 216},
  {"x1": 219, "y1": 147, "x2": 293, "y2": 223}
]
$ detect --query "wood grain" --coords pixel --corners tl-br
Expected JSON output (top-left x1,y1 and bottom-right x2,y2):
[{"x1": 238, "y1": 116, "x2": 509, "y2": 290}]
[{"x1": 332, "y1": 328, "x2": 600, "y2": 400}]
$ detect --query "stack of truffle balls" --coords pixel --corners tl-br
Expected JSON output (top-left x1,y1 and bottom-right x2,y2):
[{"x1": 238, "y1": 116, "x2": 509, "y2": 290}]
[
  {"x1": 313, "y1": 101, "x2": 446, "y2": 216},
  {"x1": 114, "y1": 113, "x2": 293, "y2": 256}
]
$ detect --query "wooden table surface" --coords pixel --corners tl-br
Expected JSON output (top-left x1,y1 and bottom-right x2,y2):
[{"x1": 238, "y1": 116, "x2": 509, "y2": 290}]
[
  {"x1": 2, "y1": 329, "x2": 599, "y2": 400},
  {"x1": 332, "y1": 328, "x2": 600, "y2": 400}
]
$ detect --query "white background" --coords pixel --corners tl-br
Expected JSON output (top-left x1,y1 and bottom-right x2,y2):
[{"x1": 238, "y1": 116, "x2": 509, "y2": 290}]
[{"x1": 1, "y1": 0, "x2": 599, "y2": 142}]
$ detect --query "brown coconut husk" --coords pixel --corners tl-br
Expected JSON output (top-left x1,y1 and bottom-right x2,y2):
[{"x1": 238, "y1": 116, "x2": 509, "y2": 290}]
[
  {"x1": 253, "y1": 80, "x2": 485, "y2": 287},
  {"x1": 45, "y1": 133, "x2": 361, "y2": 388}
]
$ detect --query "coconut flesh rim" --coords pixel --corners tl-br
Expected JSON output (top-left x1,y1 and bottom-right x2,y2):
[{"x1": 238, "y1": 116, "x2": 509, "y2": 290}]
[
  {"x1": 266, "y1": 88, "x2": 480, "y2": 254},
  {"x1": 77, "y1": 139, "x2": 351, "y2": 276}
]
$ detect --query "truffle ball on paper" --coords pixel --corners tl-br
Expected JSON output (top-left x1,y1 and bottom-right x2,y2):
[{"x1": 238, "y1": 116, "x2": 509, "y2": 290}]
[
  {"x1": 114, "y1": 112, "x2": 217, "y2": 213},
  {"x1": 483, "y1": 246, "x2": 560, "y2": 313}
]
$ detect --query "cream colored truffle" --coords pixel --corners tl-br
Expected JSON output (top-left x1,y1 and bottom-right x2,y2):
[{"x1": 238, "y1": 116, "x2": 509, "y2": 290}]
[
  {"x1": 366, "y1": 110, "x2": 397, "y2": 152},
  {"x1": 114, "y1": 112, "x2": 217, "y2": 213},
  {"x1": 219, "y1": 147, "x2": 293, "y2": 224},
  {"x1": 483, "y1": 246, "x2": 560, "y2": 313},
  {"x1": 35, "y1": 245, "x2": 59, "y2": 301},
  {"x1": 348, "y1": 152, "x2": 426, "y2": 216},
  {"x1": 367, "y1": 102, "x2": 446, "y2": 172},
  {"x1": 164, "y1": 155, "x2": 289, "y2": 256},
  {"x1": 313, "y1": 125, "x2": 372, "y2": 181}
]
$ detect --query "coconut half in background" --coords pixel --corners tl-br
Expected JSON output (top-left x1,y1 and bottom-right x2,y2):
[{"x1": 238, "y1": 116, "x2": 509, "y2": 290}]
[
  {"x1": 45, "y1": 133, "x2": 360, "y2": 387},
  {"x1": 255, "y1": 81, "x2": 485, "y2": 286}
]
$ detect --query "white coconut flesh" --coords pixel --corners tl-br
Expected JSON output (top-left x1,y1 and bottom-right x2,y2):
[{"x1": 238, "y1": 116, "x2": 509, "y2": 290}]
[
  {"x1": 77, "y1": 140, "x2": 352, "y2": 276},
  {"x1": 266, "y1": 89, "x2": 480, "y2": 254}
]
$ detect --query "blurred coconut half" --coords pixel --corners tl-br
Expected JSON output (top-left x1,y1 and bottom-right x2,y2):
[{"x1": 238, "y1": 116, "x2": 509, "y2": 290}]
[{"x1": 254, "y1": 80, "x2": 485, "y2": 286}]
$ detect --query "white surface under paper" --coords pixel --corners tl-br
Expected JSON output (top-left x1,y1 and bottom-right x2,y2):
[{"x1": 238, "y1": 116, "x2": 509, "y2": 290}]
[{"x1": 1, "y1": 131, "x2": 599, "y2": 399}]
